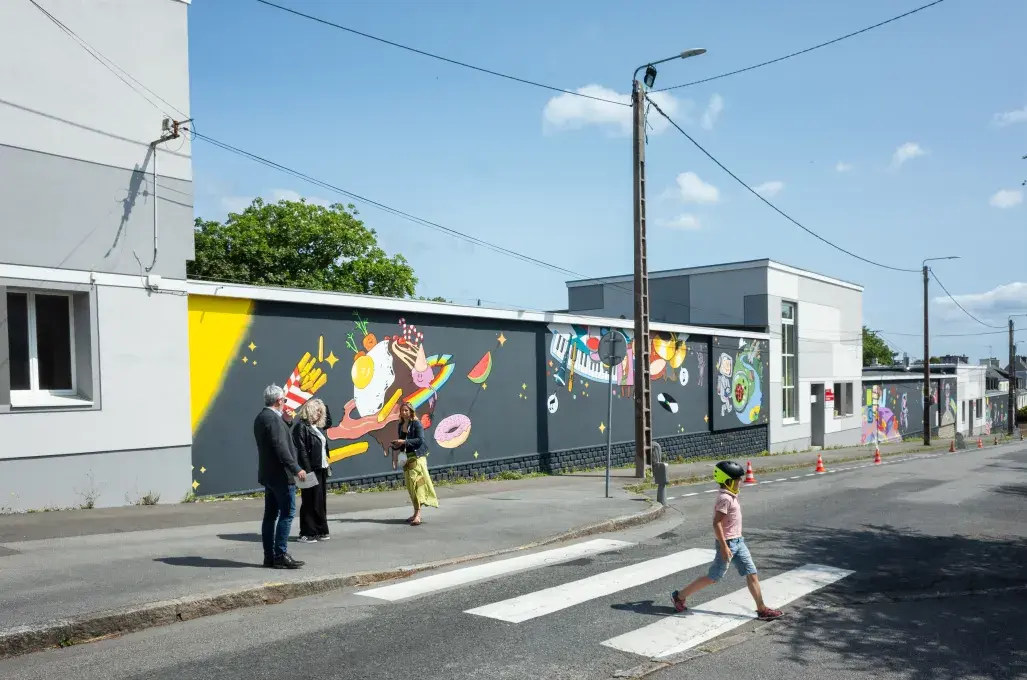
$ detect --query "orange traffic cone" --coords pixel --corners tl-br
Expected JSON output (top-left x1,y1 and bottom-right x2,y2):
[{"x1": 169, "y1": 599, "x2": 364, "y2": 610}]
[
  {"x1": 977, "y1": 438, "x2": 983, "y2": 449},
  {"x1": 815, "y1": 454, "x2": 826, "y2": 473},
  {"x1": 949, "y1": 440, "x2": 956, "y2": 453},
  {"x1": 873, "y1": 447, "x2": 882, "y2": 465},
  {"x1": 744, "y1": 461, "x2": 757, "y2": 484}
]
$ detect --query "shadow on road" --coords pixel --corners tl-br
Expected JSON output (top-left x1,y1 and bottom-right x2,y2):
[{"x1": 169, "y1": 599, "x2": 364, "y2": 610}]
[
  {"x1": 217, "y1": 533, "x2": 262, "y2": 542},
  {"x1": 154, "y1": 556, "x2": 257, "y2": 569},
  {"x1": 760, "y1": 524, "x2": 1027, "y2": 680},
  {"x1": 610, "y1": 599, "x2": 678, "y2": 616},
  {"x1": 333, "y1": 517, "x2": 410, "y2": 525}
]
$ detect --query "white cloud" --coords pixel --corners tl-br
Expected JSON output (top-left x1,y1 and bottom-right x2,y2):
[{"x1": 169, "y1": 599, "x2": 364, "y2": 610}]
[
  {"x1": 656, "y1": 213, "x2": 702, "y2": 230},
  {"x1": 990, "y1": 189, "x2": 1023, "y2": 209},
  {"x1": 992, "y1": 105, "x2": 1027, "y2": 127},
  {"x1": 700, "y1": 94, "x2": 724, "y2": 130},
  {"x1": 753, "y1": 180, "x2": 784, "y2": 198},
  {"x1": 542, "y1": 85, "x2": 684, "y2": 135},
  {"x1": 219, "y1": 189, "x2": 331, "y2": 215},
  {"x1": 890, "y1": 142, "x2": 926, "y2": 170},
  {"x1": 671, "y1": 172, "x2": 720, "y2": 204},
  {"x1": 835, "y1": 161, "x2": 853, "y2": 173},
  {"x1": 933, "y1": 281, "x2": 1027, "y2": 322}
]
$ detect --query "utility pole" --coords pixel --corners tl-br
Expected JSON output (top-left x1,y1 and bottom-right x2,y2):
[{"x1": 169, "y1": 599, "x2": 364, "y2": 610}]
[
  {"x1": 923, "y1": 264, "x2": 931, "y2": 445},
  {"x1": 1009, "y1": 318, "x2": 1015, "y2": 437},
  {"x1": 631, "y1": 78, "x2": 652, "y2": 479}
]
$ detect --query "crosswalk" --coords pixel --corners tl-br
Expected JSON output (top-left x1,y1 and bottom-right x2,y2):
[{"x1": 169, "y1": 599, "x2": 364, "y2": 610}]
[{"x1": 357, "y1": 539, "x2": 853, "y2": 659}]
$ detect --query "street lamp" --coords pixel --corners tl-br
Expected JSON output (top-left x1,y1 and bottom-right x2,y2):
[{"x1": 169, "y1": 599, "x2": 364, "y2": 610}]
[
  {"x1": 629, "y1": 48, "x2": 706, "y2": 478},
  {"x1": 922, "y1": 256, "x2": 959, "y2": 445}
]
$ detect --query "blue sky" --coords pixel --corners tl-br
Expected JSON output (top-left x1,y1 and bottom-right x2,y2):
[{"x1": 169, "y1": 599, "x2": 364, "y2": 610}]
[{"x1": 187, "y1": 0, "x2": 1026, "y2": 362}]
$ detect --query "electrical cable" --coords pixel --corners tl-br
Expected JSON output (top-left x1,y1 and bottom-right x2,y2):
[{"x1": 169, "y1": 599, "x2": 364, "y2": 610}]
[
  {"x1": 253, "y1": 0, "x2": 627, "y2": 107},
  {"x1": 655, "y1": 0, "x2": 949, "y2": 92},
  {"x1": 645, "y1": 97, "x2": 920, "y2": 274},
  {"x1": 929, "y1": 270, "x2": 1004, "y2": 329}
]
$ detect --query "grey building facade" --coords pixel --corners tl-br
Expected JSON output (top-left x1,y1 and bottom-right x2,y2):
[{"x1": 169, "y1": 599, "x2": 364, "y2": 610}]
[{"x1": 0, "y1": 0, "x2": 194, "y2": 511}]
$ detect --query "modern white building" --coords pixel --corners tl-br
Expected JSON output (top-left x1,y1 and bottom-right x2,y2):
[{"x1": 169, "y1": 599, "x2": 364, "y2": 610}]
[
  {"x1": 565, "y1": 259, "x2": 865, "y2": 452},
  {"x1": 0, "y1": 0, "x2": 194, "y2": 511}
]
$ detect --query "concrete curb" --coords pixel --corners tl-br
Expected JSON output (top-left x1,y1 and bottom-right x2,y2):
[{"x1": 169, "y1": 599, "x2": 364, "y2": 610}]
[{"x1": 0, "y1": 504, "x2": 665, "y2": 659}]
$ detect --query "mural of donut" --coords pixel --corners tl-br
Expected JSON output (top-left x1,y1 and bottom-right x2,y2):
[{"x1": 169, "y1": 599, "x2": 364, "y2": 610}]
[{"x1": 435, "y1": 413, "x2": 472, "y2": 449}]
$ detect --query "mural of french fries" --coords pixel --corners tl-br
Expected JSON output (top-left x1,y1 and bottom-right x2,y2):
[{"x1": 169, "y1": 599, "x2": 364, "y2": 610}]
[{"x1": 283, "y1": 351, "x2": 328, "y2": 412}]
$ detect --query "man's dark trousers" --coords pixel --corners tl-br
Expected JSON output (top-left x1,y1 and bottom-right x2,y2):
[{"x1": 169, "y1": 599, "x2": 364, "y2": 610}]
[{"x1": 262, "y1": 482, "x2": 296, "y2": 561}]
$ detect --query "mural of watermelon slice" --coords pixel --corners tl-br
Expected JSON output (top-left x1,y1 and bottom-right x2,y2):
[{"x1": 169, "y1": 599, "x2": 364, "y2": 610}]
[{"x1": 467, "y1": 351, "x2": 493, "y2": 384}]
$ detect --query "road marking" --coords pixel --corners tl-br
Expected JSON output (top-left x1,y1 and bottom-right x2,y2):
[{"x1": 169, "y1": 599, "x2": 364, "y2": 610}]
[
  {"x1": 466, "y1": 549, "x2": 716, "y2": 623},
  {"x1": 666, "y1": 496, "x2": 676, "y2": 501},
  {"x1": 356, "y1": 539, "x2": 632, "y2": 601},
  {"x1": 683, "y1": 492, "x2": 699, "y2": 497},
  {"x1": 789, "y1": 476, "x2": 802, "y2": 480},
  {"x1": 805, "y1": 473, "x2": 816, "y2": 477},
  {"x1": 772, "y1": 478, "x2": 787, "y2": 482},
  {"x1": 601, "y1": 564, "x2": 854, "y2": 659},
  {"x1": 704, "y1": 489, "x2": 718, "y2": 493}
]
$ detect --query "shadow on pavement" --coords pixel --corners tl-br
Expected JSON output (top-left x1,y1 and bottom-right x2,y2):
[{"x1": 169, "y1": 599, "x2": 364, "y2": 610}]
[
  {"x1": 333, "y1": 517, "x2": 410, "y2": 525},
  {"x1": 610, "y1": 599, "x2": 678, "y2": 617},
  {"x1": 154, "y1": 556, "x2": 258, "y2": 569},
  {"x1": 994, "y1": 484, "x2": 1027, "y2": 499},
  {"x1": 761, "y1": 524, "x2": 1027, "y2": 680},
  {"x1": 217, "y1": 533, "x2": 262, "y2": 542}
]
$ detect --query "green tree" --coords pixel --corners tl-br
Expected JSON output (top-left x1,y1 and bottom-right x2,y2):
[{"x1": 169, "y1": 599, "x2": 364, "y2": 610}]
[
  {"x1": 862, "y1": 326, "x2": 896, "y2": 366},
  {"x1": 188, "y1": 198, "x2": 417, "y2": 298},
  {"x1": 418, "y1": 296, "x2": 450, "y2": 303}
]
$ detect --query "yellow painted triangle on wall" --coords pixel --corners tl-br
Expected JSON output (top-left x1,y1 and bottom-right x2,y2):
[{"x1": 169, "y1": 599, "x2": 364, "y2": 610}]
[{"x1": 189, "y1": 295, "x2": 254, "y2": 433}]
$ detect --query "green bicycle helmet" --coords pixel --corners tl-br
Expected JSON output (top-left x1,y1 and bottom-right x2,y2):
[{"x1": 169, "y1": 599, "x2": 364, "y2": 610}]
[{"x1": 713, "y1": 461, "x2": 745, "y2": 486}]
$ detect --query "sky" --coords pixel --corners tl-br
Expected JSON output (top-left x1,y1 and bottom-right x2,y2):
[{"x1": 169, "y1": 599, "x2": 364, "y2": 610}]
[{"x1": 186, "y1": 0, "x2": 1026, "y2": 363}]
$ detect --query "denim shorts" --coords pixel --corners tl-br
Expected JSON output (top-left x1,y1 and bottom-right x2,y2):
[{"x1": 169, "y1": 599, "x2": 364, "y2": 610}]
[{"x1": 707, "y1": 537, "x2": 757, "y2": 582}]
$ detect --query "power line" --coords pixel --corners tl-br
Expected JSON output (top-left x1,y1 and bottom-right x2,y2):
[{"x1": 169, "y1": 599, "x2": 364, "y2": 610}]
[
  {"x1": 27, "y1": 0, "x2": 188, "y2": 120},
  {"x1": 644, "y1": 98, "x2": 920, "y2": 274},
  {"x1": 655, "y1": 0, "x2": 949, "y2": 93},
  {"x1": 929, "y1": 270, "x2": 1004, "y2": 329},
  {"x1": 252, "y1": 0, "x2": 626, "y2": 108}
]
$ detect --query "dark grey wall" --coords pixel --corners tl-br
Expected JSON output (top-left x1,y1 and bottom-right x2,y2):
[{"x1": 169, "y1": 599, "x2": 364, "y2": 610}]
[
  {"x1": 0, "y1": 143, "x2": 194, "y2": 279},
  {"x1": 568, "y1": 285, "x2": 604, "y2": 313},
  {"x1": 0, "y1": 286, "x2": 9, "y2": 412},
  {"x1": 649, "y1": 277, "x2": 690, "y2": 324}
]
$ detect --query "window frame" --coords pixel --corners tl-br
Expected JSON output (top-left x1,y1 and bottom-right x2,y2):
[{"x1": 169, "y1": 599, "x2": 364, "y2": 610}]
[
  {"x1": 7, "y1": 289, "x2": 79, "y2": 407},
  {"x1": 781, "y1": 301, "x2": 798, "y2": 422},
  {"x1": 844, "y1": 382, "x2": 854, "y2": 416}
]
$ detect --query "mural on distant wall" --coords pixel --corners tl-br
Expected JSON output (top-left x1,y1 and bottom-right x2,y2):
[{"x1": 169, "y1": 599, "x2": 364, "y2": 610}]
[
  {"x1": 189, "y1": 295, "x2": 537, "y2": 496},
  {"x1": 861, "y1": 380, "x2": 925, "y2": 444},
  {"x1": 543, "y1": 325, "x2": 713, "y2": 450},
  {"x1": 709, "y1": 336, "x2": 770, "y2": 431},
  {"x1": 984, "y1": 394, "x2": 1009, "y2": 435},
  {"x1": 936, "y1": 378, "x2": 957, "y2": 426}
]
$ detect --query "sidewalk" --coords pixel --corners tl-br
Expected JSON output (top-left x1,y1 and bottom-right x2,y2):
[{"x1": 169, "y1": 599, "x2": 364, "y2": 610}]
[{"x1": 0, "y1": 474, "x2": 654, "y2": 651}]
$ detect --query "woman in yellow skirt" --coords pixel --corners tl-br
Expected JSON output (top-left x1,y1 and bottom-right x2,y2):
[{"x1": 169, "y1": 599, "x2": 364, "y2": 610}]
[{"x1": 390, "y1": 403, "x2": 438, "y2": 525}]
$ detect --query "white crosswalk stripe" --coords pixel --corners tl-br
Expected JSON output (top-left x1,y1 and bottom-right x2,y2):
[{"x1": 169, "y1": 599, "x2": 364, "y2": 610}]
[
  {"x1": 601, "y1": 564, "x2": 853, "y2": 659},
  {"x1": 355, "y1": 538, "x2": 632, "y2": 602},
  {"x1": 465, "y1": 548, "x2": 716, "y2": 623}
]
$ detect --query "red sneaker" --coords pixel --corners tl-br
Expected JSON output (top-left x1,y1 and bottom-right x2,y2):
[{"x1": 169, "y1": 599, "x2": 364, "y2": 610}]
[
  {"x1": 757, "y1": 607, "x2": 783, "y2": 620},
  {"x1": 671, "y1": 590, "x2": 687, "y2": 613}
]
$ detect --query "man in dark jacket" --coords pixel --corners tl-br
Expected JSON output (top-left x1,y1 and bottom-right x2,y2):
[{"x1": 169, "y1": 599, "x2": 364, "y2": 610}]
[{"x1": 254, "y1": 384, "x2": 307, "y2": 569}]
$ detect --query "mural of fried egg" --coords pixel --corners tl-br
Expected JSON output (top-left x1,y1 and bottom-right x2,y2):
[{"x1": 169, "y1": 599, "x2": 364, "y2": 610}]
[
  {"x1": 353, "y1": 340, "x2": 396, "y2": 418},
  {"x1": 679, "y1": 367, "x2": 689, "y2": 387},
  {"x1": 547, "y1": 393, "x2": 559, "y2": 414}
]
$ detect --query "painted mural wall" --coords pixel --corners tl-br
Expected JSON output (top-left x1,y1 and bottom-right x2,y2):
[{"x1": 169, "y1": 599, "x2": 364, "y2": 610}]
[
  {"x1": 188, "y1": 295, "x2": 771, "y2": 496},
  {"x1": 984, "y1": 393, "x2": 1010, "y2": 435},
  {"x1": 860, "y1": 377, "x2": 958, "y2": 444},
  {"x1": 710, "y1": 336, "x2": 770, "y2": 432}
]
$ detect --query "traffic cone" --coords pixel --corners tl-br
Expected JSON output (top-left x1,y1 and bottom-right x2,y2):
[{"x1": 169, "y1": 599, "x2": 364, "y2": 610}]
[
  {"x1": 815, "y1": 454, "x2": 826, "y2": 473},
  {"x1": 977, "y1": 438, "x2": 983, "y2": 449},
  {"x1": 949, "y1": 440, "x2": 956, "y2": 453},
  {"x1": 873, "y1": 447, "x2": 882, "y2": 465},
  {"x1": 744, "y1": 461, "x2": 757, "y2": 484}
]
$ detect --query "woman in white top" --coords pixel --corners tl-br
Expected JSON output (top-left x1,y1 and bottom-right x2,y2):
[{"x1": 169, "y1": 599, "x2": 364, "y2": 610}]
[{"x1": 291, "y1": 398, "x2": 331, "y2": 543}]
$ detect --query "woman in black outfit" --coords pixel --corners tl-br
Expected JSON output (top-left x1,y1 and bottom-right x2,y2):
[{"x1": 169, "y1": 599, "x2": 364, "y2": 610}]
[{"x1": 292, "y1": 398, "x2": 330, "y2": 543}]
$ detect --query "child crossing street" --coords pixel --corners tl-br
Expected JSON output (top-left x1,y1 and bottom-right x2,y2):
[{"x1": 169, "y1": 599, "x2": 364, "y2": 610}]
[{"x1": 671, "y1": 460, "x2": 784, "y2": 620}]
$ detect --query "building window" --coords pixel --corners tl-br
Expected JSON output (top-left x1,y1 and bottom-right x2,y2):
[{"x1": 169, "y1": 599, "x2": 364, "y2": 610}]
[
  {"x1": 845, "y1": 382, "x2": 854, "y2": 416},
  {"x1": 6, "y1": 290, "x2": 87, "y2": 406},
  {"x1": 961, "y1": 401, "x2": 966, "y2": 423},
  {"x1": 976, "y1": 398, "x2": 982, "y2": 417},
  {"x1": 781, "y1": 301, "x2": 797, "y2": 421}
]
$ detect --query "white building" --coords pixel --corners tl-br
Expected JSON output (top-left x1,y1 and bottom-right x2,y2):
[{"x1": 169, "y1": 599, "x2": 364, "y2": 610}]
[
  {"x1": 955, "y1": 364, "x2": 987, "y2": 437},
  {"x1": 0, "y1": 0, "x2": 194, "y2": 511},
  {"x1": 565, "y1": 259, "x2": 865, "y2": 452}
]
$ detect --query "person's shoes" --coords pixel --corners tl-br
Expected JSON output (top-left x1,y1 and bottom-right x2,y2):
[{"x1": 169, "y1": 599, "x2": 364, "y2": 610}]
[
  {"x1": 671, "y1": 590, "x2": 687, "y2": 613},
  {"x1": 757, "y1": 607, "x2": 783, "y2": 620},
  {"x1": 317, "y1": 534, "x2": 330, "y2": 541},
  {"x1": 263, "y1": 557, "x2": 274, "y2": 568},
  {"x1": 297, "y1": 535, "x2": 318, "y2": 543},
  {"x1": 272, "y1": 554, "x2": 305, "y2": 569}
]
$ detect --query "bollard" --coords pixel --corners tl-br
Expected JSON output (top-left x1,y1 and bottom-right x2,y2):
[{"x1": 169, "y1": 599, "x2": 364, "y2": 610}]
[{"x1": 654, "y1": 461, "x2": 670, "y2": 506}]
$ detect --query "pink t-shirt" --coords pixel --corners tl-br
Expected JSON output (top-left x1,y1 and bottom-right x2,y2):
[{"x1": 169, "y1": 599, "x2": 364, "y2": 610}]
[{"x1": 714, "y1": 489, "x2": 742, "y2": 539}]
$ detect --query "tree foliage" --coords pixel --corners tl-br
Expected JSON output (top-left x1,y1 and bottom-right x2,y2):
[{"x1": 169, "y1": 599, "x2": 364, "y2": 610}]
[
  {"x1": 862, "y1": 326, "x2": 896, "y2": 366},
  {"x1": 188, "y1": 198, "x2": 418, "y2": 298}
]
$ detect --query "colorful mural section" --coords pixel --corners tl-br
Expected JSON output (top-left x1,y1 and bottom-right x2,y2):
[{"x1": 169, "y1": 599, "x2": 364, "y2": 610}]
[
  {"x1": 188, "y1": 295, "x2": 537, "y2": 496},
  {"x1": 860, "y1": 380, "x2": 925, "y2": 444},
  {"x1": 984, "y1": 394, "x2": 1010, "y2": 435},
  {"x1": 543, "y1": 325, "x2": 711, "y2": 450},
  {"x1": 709, "y1": 337, "x2": 770, "y2": 431}
]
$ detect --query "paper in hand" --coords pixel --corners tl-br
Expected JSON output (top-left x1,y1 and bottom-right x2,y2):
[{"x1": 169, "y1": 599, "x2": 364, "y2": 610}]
[{"x1": 295, "y1": 473, "x2": 319, "y2": 489}]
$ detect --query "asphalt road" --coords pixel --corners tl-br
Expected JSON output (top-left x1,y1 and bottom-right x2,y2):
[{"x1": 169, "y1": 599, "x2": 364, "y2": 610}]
[{"x1": 3, "y1": 443, "x2": 1026, "y2": 680}]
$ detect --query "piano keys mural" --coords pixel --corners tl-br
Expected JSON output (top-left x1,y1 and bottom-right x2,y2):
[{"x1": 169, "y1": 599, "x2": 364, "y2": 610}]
[{"x1": 543, "y1": 324, "x2": 713, "y2": 450}]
